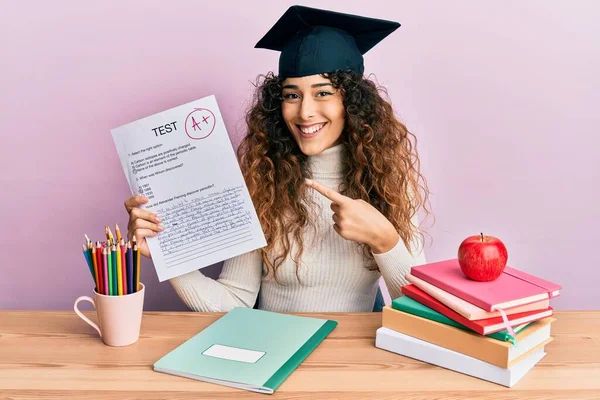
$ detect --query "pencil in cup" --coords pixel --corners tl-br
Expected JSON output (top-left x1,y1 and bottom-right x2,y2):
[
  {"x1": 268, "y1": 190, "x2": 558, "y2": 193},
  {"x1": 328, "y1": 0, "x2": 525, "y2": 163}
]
[
  {"x1": 82, "y1": 244, "x2": 95, "y2": 284},
  {"x1": 134, "y1": 243, "x2": 140, "y2": 292},
  {"x1": 107, "y1": 245, "x2": 113, "y2": 295},
  {"x1": 82, "y1": 231, "x2": 142, "y2": 296},
  {"x1": 91, "y1": 245, "x2": 99, "y2": 293},
  {"x1": 127, "y1": 241, "x2": 134, "y2": 294},
  {"x1": 120, "y1": 241, "x2": 127, "y2": 295},
  {"x1": 96, "y1": 242, "x2": 105, "y2": 295}
]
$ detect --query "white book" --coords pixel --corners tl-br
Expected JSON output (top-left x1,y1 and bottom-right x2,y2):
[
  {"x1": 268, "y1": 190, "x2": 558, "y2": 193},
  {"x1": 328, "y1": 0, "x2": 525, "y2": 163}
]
[{"x1": 375, "y1": 327, "x2": 546, "y2": 387}]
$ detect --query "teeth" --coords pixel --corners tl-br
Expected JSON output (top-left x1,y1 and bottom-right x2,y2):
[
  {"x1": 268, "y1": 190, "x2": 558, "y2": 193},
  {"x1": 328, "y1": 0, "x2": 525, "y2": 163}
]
[{"x1": 299, "y1": 123, "x2": 324, "y2": 134}]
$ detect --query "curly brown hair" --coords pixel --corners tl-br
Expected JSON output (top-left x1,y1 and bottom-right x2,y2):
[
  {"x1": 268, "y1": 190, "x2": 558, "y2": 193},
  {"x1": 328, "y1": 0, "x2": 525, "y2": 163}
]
[{"x1": 236, "y1": 70, "x2": 432, "y2": 283}]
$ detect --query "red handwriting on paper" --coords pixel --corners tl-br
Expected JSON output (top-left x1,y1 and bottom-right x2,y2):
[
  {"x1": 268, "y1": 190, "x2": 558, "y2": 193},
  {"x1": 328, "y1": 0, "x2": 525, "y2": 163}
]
[{"x1": 184, "y1": 108, "x2": 216, "y2": 140}]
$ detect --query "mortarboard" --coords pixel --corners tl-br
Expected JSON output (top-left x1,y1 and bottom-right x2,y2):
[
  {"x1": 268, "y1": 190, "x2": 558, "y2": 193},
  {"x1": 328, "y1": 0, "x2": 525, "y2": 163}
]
[{"x1": 254, "y1": 5, "x2": 401, "y2": 79}]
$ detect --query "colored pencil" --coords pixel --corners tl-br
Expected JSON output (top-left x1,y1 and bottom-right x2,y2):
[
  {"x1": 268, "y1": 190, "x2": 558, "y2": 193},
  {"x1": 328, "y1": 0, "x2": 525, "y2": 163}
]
[
  {"x1": 127, "y1": 241, "x2": 134, "y2": 294},
  {"x1": 82, "y1": 245, "x2": 94, "y2": 280},
  {"x1": 96, "y1": 242, "x2": 104, "y2": 295},
  {"x1": 87, "y1": 246, "x2": 96, "y2": 282},
  {"x1": 115, "y1": 224, "x2": 122, "y2": 243},
  {"x1": 133, "y1": 243, "x2": 138, "y2": 292},
  {"x1": 111, "y1": 244, "x2": 117, "y2": 296},
  {"x1": 135, "y1": 243, "x2": 141, "y2": 291},
  {"x1": 103, "y1": 246, "x2": 109, "y2": 296},
  {"x1": 132, "y1": 243, "x2": 137, "y2": 293},
  {"x1": 120, "y1": 241, "x2": 127, "y2": 295},
  {"x1": 116, "y1": 244, "x2": 123, "y2": 296},
  {"x1": 132, "y1": 235, "x2": 137, "y2": 290},
  {"x1": 84, "y1": 245, "x2": 95, "y2": 282},
  {"x1": 107, "y1": 226, "x2": 114, "y2": 244},
  {"x1": 108, "y1": 244, "x2": 113, "y2": 295},
  {"x1": 107, "y1": 245, "x2": 113, "y2": 295},
  {"x1": 91, "y1": 245, "x2": 99, "y2": 293},
  {"x1": 114, "y1": 244, "x2": 119, "y2": 294}
]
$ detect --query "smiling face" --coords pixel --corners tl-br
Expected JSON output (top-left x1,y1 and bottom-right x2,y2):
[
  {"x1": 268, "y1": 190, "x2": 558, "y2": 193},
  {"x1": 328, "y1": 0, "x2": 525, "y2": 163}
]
[{"x1": 281, "y1": 74, "x2": 345, "y2": 156}]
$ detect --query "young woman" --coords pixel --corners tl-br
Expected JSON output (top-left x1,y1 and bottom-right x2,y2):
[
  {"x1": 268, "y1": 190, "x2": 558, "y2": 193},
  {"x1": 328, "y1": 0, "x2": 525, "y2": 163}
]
[{"x1": 124, "y1": 6, "x2": 432, "y2": 312}]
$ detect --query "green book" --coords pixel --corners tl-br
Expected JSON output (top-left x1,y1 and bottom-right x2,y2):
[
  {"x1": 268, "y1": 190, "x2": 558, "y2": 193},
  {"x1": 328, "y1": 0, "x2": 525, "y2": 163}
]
[
  {"x1": 153, "y1": 307, "x2": 338, "y2": 394},
  {"x1": 391, "y1": 296, "x2": 530, "y2": 342}
]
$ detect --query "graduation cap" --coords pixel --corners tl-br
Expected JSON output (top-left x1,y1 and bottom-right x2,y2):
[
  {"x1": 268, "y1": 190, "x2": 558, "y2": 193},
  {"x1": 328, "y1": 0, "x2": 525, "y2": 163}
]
[{"x1": 255, "y1": 5, "x2": 401, "y2": 79}]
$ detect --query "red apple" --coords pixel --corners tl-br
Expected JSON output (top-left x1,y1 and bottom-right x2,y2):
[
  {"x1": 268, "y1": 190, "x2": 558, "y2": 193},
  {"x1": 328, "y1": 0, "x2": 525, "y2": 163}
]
[{"x1": 458, "y1": 233, "x2": 508, "y2": 282}]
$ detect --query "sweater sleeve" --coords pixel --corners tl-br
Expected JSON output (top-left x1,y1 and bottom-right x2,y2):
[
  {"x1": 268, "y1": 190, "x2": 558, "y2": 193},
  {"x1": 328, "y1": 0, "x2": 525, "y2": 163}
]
[
  {"x1": 373, "y1": 214, "x2": 427, "y2": 300},
  {"x1": 372, "y1": 236, "x2": 414, "y2": 299},
  {"x1": 168, "y1": 249, "x2": 263, "y2": 312}
]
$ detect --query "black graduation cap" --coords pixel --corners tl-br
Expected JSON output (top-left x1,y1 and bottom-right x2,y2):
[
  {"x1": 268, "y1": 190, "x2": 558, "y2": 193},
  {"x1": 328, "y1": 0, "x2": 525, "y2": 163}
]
[{"x1": 255, "y1": 5, "x2": 401, "y2": 79}]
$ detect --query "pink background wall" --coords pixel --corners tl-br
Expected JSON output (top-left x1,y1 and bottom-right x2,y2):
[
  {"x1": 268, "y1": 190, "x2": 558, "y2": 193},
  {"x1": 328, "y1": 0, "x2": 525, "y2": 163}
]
[{"x1": 1, "y1": 1, "x2": 598, "y2": 311}]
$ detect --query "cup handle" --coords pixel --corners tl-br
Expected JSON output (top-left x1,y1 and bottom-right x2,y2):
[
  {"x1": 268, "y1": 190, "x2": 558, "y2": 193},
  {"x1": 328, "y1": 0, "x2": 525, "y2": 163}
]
[{"x1": 74, "y1": 296, "x2": 102, "y2": 337}]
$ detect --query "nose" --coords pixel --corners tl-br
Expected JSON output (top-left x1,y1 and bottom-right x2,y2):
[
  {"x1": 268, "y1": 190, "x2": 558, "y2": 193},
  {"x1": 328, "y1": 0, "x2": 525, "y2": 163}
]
[{"x1": 299, "y1": 96, "x2": 316, "y2": 121}]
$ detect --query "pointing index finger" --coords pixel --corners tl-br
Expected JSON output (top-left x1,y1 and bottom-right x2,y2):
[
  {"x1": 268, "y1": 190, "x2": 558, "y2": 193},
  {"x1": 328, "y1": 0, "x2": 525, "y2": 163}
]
[{"x1": 305, "y1": 179, "x2": 348, "y2": 204}]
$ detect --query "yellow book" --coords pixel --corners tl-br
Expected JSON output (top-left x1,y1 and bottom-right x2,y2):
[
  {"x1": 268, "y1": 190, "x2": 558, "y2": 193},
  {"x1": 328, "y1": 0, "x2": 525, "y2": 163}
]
[{"x1": 382, "y1": 306, "x2": 554, "y2": 368}]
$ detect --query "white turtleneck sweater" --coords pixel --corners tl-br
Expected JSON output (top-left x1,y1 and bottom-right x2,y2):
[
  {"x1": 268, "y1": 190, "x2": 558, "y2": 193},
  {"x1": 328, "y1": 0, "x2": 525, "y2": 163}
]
[{"x1": 169, "y1": 143, "x2": 423, "y2": 312}]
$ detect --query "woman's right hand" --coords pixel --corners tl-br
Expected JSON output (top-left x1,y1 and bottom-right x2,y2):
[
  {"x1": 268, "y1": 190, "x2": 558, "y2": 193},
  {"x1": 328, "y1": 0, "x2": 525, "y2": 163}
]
[{"x1": 124, "y1": 194, "x2": 163, "y2": 259}]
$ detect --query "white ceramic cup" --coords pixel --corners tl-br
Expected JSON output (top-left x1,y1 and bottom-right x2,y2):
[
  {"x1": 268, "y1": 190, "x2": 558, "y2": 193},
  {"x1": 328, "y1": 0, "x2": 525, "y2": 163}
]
[{"x1": 74, "y1": 283, "x2": 145, "y2": 346}]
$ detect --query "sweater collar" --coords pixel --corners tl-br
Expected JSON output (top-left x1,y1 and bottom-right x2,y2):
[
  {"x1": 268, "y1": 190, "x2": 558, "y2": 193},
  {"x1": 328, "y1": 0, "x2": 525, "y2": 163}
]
[{"x1": 307, "y1": 143, "x2": 345, "y2": 177}]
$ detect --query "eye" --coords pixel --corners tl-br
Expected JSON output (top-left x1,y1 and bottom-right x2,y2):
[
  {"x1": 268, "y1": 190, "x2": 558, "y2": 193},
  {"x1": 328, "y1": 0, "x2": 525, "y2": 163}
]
[
  {"x1": 316, "y1": 91, "x2": 333, "y2": 97},
  {"x1": 283, "y1": 93, "x2": 299, "y2": 100}
]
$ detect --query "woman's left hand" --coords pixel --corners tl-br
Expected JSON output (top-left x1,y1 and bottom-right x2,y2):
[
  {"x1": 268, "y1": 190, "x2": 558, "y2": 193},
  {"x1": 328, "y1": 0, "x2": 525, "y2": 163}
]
[{"x1": 305, "y1": 179, "x2": 400, "y2": 254}]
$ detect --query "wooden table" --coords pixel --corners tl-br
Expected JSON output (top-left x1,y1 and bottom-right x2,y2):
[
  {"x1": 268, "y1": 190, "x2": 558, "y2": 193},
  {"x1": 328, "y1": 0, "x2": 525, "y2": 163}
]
[{"x1": 1, "y1": 311, "x2": 599, "y2": 399}]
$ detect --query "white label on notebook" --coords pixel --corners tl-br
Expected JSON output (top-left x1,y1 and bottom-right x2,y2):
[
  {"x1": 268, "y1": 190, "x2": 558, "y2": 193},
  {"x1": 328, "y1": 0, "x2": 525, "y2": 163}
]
[{"x1": 202, "y1": 344, "x2": 265, "y2": 364}]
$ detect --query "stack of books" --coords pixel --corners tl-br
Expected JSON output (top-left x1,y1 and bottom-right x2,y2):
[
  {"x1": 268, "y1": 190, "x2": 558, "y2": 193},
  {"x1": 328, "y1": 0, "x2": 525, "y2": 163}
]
[{"x1": 375, "y1": 259, "x2": 562, "y2": 387}]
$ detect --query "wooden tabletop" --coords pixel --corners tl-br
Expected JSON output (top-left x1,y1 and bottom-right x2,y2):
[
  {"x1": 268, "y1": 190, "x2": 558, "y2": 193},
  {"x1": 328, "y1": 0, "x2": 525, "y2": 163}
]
[{"x1": 1, "y1": 310, "x2": 599, "y2": 399}]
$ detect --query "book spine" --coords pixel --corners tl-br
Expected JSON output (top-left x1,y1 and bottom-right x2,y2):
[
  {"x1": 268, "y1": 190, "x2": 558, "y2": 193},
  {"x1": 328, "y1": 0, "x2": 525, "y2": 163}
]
[
  {"x1": 405, "y1": 273, "x2": 478, "y2": 320},
  {"x1": 402, "y1": 286, "x2": 486, "y2": 335},
  {"x1": 392, "y1": 298, "x2": 512, "y2": 342},
  {"x1": 262, "y1": 320, "x2": 338, "y2": 391},
  {"x1": 393, "y1": 301, "x2": 465, "y2": 330},
  {"x1": 411, "y1": 268, "x2": 493, "y2": 311}
]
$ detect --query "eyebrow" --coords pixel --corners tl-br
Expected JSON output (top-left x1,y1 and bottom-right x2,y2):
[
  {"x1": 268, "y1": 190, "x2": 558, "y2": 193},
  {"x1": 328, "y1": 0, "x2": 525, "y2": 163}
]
[{"x1": 282, "y1": 83, "x2": 333, "y2": 90}]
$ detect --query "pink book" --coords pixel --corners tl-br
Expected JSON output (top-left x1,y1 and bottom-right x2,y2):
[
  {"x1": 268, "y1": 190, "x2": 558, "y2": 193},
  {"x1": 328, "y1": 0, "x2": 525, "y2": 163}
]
[
  {"x1": 405, "y1": 272, "x2": 551, "y2": 320},
  {"x1": 410, "y1": 259, "x2": 561, "y2": 312}
]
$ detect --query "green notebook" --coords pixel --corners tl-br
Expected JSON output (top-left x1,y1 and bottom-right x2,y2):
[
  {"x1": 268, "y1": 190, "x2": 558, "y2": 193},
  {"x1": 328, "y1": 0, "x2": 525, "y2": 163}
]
[
  {"x1": 391, "y1": 296, "x2": 530, "y2": 342},
  {"x1": 153, "y1": 307, "x2": 337, "y2": 394}
]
